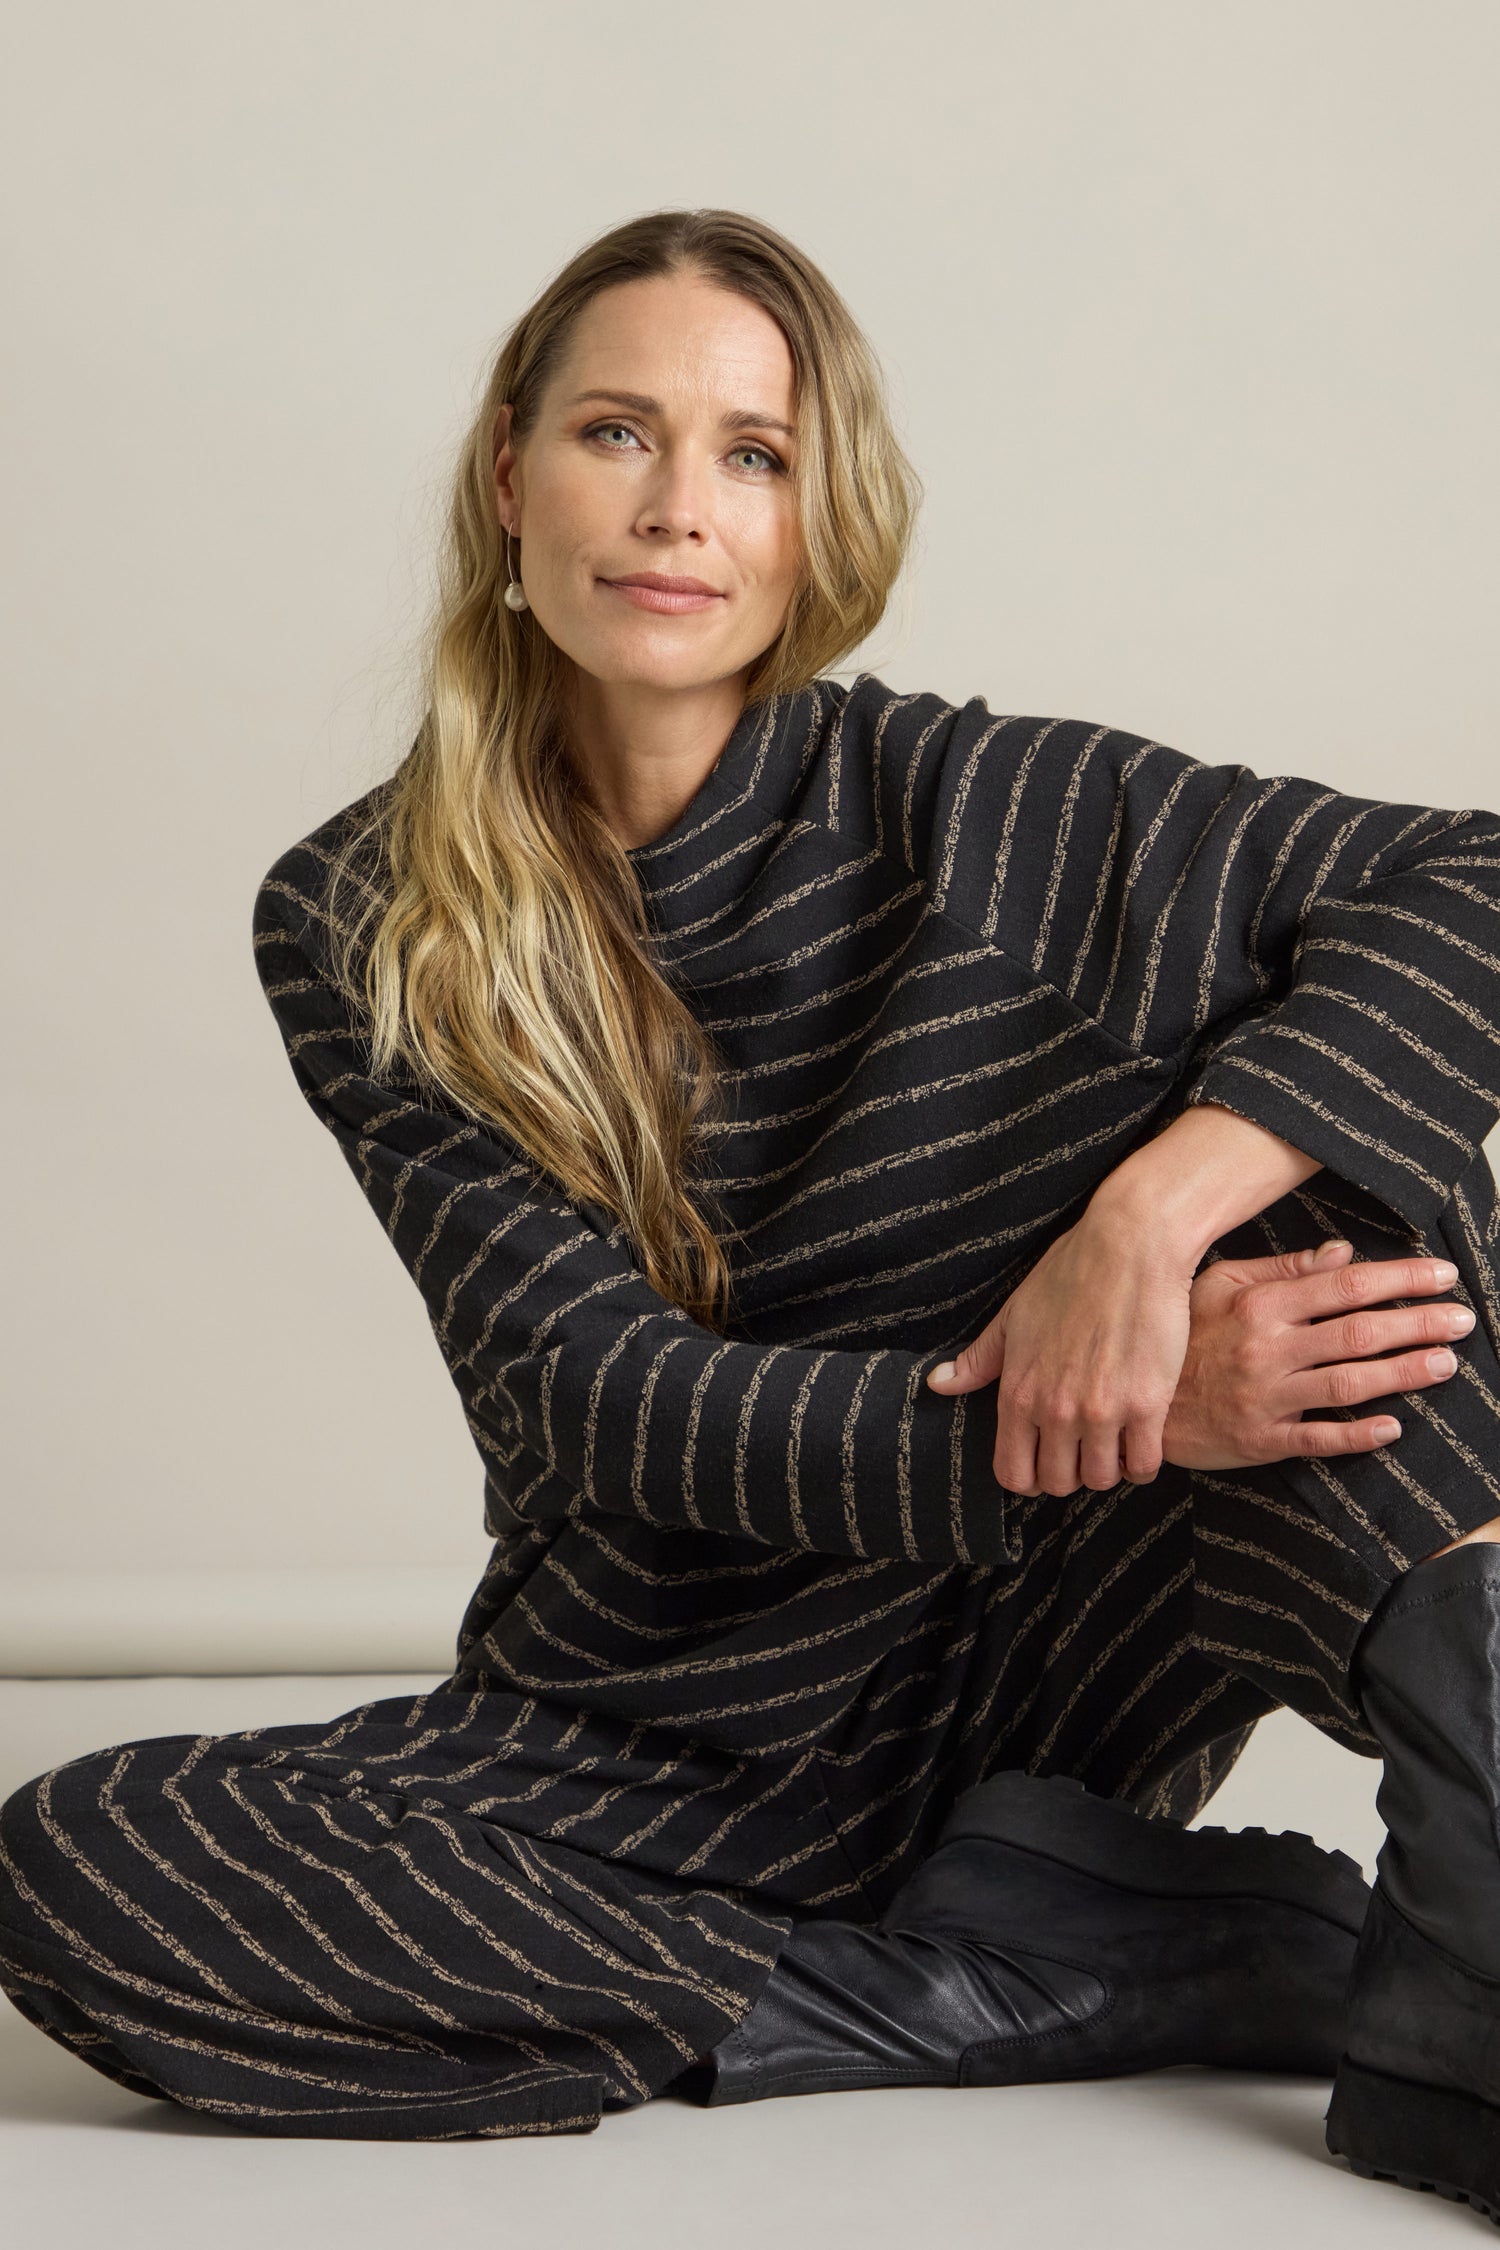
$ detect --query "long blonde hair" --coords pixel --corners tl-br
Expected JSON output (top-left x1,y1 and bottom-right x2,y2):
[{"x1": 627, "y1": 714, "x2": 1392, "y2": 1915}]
[{"x1": 325, "y1": 208, "x2": 921, "y2": 1330}]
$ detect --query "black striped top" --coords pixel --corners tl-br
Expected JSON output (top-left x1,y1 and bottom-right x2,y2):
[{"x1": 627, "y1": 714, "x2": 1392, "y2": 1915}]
[{"x1": 252, "y1": 673, "x2": 1500, "y2": 1765}]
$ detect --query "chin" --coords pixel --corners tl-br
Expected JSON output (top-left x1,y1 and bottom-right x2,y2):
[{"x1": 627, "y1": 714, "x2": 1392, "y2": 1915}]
[{"x1": 573, "y1": 632, "x2": 735, "y2": 693}]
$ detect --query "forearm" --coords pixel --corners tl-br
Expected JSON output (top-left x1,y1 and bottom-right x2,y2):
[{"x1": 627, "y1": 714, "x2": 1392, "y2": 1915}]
[{"x1": 1086, "y1": 1101, "x2": 1323, "y2": 1267}]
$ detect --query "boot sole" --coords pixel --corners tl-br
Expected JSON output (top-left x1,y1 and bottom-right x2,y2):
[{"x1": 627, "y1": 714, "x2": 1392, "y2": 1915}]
[
  {"x1": 1326, "y1": 2055, "x2": 1500, "y2": 2224},
  {"x1": 938, "y1": 1770, "x2": 1369, "y2": 1932}
]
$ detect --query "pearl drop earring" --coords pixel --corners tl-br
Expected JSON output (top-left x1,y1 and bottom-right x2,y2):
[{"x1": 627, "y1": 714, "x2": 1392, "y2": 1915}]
[{"x1": 502, "y1": 527, "x2": 529, "y2": 612}]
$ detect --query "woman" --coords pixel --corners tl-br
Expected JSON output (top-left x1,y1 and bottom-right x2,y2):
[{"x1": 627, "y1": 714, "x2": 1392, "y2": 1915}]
[{"x1": 3, "y1": 209, "x2": 1499, "y2": 2214}]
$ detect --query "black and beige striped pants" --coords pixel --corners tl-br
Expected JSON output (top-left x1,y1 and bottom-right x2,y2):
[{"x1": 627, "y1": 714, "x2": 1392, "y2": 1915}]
[{"x1": 3, "y1": 1171, "x2": 1499, "y2": 2140}]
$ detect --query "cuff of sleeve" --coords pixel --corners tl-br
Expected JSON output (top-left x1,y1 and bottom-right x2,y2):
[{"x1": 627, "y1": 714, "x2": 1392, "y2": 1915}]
[
  {"x1": 940, "y1": 1379, "x2": 1023, "y2": 1568},
  {"x1": 1182, "y1": 1048, "x2": 1468, "y2": 1234}
]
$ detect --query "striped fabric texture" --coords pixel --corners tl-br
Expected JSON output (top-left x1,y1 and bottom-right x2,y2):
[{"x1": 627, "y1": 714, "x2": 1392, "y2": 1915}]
[{"x1": 5, "y1": 671, "x2": 1500, "y2": 2138}]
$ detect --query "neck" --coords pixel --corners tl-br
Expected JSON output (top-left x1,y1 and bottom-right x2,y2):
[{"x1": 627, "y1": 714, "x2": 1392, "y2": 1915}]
[{"x1": 562, "y1": 668, "x2": 751, "y2": 852}]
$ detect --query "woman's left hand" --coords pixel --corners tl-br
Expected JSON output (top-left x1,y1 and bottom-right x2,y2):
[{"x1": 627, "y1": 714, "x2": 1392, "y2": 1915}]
[{"x1": 925, "y1": 1201, "x2": 1196, "y2": 1495}]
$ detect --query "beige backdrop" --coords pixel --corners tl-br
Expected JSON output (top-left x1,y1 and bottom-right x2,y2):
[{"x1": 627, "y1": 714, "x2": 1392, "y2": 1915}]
[{"x1": 4, "y1": 0, "x2": 1497, "y2": 1670}]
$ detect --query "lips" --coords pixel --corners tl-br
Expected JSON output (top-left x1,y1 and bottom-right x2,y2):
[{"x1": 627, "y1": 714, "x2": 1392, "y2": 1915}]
[
  {"x1": 603, "y1": 574, "x2": 724, "y2": 596},
  {"x1": 600, "y1": 574, "x2": 727, "y2": 615}
]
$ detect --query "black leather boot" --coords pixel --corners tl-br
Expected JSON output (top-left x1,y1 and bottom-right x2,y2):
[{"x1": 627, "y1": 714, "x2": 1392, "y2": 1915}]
[
  {"x1": 673, "y1": 1767, "x2": 1368, "y2": 2106},
  {"x1": 1325, "y1": 1540, "x2": 1500, "y2": 2221}
]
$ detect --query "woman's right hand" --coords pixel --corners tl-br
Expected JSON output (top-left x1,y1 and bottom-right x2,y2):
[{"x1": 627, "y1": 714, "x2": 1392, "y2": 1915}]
[{"x1": 1160, "y1": 1237, "x2": 1476, "y2": 1473}]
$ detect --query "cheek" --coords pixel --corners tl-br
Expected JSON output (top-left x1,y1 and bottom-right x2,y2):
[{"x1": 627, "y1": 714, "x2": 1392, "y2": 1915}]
[
  {"x1": 739, "y1": 496, "x2": 803, "y2": 607},
  {"x1": 520, "y1": 462, "x2": 604, "y2": 579}
]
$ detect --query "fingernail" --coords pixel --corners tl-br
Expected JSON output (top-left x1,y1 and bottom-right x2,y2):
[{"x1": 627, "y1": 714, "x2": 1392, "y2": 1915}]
[
  {"x1": 1449, "y1": 1308, "x2": 1476, "y2": 1333},
  {"x1": 929, "y1": 1361, "x2": 956, "y2": 1383},
  {"x1": 1317, "y1": 1239, "x2": 1351, "y2": 1259},
  {"x1": 1374, "y1": 1418, "x2": 1402, "y2": 1441},
  {"x1": 1434, "y1": 1261, "x2": 1459, "y2": 1284},
  {"x1": 1428, "y1": 1349, "x2": 1457, "y2": 1374}
]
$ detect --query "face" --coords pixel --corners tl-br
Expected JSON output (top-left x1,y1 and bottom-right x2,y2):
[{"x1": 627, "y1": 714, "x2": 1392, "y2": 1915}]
[{"x1": 492, "y1": 271, "x2": 806, "y2": 697}]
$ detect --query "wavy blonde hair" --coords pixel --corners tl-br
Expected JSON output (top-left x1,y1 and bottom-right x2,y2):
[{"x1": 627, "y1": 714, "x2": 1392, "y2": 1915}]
[{"x1": 325, "y1": 207, "x2": 921, "y2": 1330}]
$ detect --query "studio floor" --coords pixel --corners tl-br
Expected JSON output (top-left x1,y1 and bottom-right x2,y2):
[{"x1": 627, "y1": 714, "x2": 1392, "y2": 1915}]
[{"x1": 0, "y1": 1677, "x2": 1467, "y2": 2248}]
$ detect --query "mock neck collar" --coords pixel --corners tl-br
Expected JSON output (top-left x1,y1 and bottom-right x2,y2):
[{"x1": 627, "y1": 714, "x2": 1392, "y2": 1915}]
[{"x1": 623, "y1": 683, "x2": 823, "y2": 930}]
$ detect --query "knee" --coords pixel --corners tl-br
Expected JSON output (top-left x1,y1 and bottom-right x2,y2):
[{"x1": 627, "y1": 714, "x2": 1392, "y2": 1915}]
[
  {"x1": 0, "y1": 1761, "x2": 106, "y2": 2019},
  {"x1": 0, "y1": 1735, "x2": 186, "y2": 1957},
  {"x1": 0, "y1": 1762, "x2": 68, "y2": 1924},
  {"x1": 0, "y1": 1755, "x2": 186, "y2": 2106},
  {"x1": 0, "y1": 1751, "x2": 111, "y2": 1949}
]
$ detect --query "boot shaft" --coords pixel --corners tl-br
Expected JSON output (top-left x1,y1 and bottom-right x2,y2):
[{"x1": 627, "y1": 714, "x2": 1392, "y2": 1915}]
[{"x1": 1352, "y1": 1540, "x2": 1500, "y2": 1979}]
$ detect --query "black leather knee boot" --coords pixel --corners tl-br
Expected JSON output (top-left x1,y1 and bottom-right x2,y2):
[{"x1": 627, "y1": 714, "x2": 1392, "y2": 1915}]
[
  {"x1": 673, "y1": 1766, "x2": 1368, "y2": 2106},
  {"x1": 1325, "y1": 1540, "x2": 1500, "y2": 2221}
]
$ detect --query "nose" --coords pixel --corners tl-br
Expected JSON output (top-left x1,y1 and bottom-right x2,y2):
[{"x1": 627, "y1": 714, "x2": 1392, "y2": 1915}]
[{"x1": 633, "y1": 445, "x2": 713, "y2": 542}]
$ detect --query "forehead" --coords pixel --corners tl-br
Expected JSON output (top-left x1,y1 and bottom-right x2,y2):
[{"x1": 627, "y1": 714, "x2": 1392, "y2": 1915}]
[{"x1": 550, "y1": 273, "x2": 796, "y2": 417}]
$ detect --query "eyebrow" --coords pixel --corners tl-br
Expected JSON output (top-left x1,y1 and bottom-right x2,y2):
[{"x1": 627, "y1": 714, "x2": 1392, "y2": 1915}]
[{"x1": 565, "y1": 388, "x2": 797, "y2": 440}]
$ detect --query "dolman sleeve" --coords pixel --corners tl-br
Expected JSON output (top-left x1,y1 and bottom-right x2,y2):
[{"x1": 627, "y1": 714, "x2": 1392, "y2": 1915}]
[
  {"x1": 906, "y1": 694, "x2": 1500, "y2": 1232},
  {"x1": 253, "y1": 855, "x2": 1014, "y2": 1570}
]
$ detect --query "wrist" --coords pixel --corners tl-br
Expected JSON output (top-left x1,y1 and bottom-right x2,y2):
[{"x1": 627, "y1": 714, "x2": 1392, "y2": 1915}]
[
  {"x1": 1087, "y1": 1102, "x2": 1321, "y2": 1267},
  {"x1": 1085, "y1": 1162, "x2": 1212, "y2": 1271}
]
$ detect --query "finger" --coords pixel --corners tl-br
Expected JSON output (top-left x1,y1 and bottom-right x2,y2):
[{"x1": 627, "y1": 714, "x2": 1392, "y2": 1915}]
[
  {"x1": 1122, "y1": 1416, "x2": 1164, "y2": 1485},
  {"x1": 1080, "y1": 1427, "x2": 1128, "y2": 1491},
  {"x1": 993, "y1": 1415, "x2": 1039, "y2": 1498},
  {"x1": 927, "y1": 1331, "x2": 1002, "y2": 1392},
  {"x1": 1207, "y1": 1238, "x2": 1355, "y2": 1292},
  {"x1": 1255, "y1": 1253, "x2": 1460, "y2": 1326},
  {"x1": 1290, "y1": 1299, "x2": 1475, "y2": 1370},
  {"x1": 1286, "y1": 1344, "x2": 1462, "y2": 1415},
  {"x1": 1034, "y1": 1424, "x2": 1084, "y2": 1499},
  {"x1": 1284, "y1": 1412, "x2": 1404, "y2": 1457}
]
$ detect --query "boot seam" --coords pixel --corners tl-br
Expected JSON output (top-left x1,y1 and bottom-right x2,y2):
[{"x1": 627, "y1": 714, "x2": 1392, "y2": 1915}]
[
  {"x1": 744, "y1": 2060, "x2": 944, "y2": 2091},
  {"x1": 961, "y1": 1981, "x2": 1120, "y2": 2061},
  {"x1": 715, "y1": 2024, "x2": 763, "y2": 2096},
  {"x1": 1366, "y1": 1576, "x2": 1500, "y2": 1632}
]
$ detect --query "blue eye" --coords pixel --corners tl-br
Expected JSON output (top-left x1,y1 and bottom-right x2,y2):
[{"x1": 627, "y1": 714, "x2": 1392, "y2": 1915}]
[
  {"x1": 582, "y1": 421, "x2": 785, "y2": 474},
  {"x1": 731, "y1": 442, "x2": 783, "y2": 474}
]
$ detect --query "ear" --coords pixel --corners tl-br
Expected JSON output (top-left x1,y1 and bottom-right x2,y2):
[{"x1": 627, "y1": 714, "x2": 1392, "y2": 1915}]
[{"x1": 493, "y1": 402, "x2": 522, "y2": 529}]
